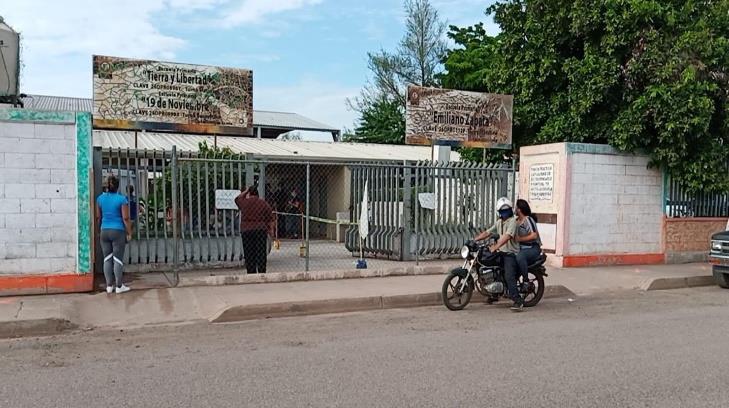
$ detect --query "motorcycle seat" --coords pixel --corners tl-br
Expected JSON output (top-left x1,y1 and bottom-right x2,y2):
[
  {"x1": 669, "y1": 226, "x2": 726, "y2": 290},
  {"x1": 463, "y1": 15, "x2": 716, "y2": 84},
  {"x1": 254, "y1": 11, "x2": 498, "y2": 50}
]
[{"x1": 527, "y1": 253, "x2": 548, "y2": 269}]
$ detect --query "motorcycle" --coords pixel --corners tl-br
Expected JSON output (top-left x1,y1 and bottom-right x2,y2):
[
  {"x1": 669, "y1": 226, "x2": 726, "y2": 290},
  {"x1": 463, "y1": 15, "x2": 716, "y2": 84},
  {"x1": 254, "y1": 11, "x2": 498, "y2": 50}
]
[{"x1": 442, "y1": 240, "x2": 548, "y2": 311}]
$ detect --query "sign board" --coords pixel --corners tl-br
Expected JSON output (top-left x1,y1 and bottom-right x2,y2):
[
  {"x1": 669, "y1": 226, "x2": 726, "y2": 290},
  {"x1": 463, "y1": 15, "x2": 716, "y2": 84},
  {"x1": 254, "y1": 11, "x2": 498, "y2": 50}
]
[
  {"x1": 93, "y1": 55, "x2": 253, "y2": 135},
  {"x1": 418, "y1": 193, "x2": 436, "y2": 210},
  {"x1": 529, "y1": 164, "x2": 554, "y2": 202},
  {"x1": 405, "y1": 85, "x2": 513, "y2": 148},
  {"x1": 215, "y1": 190, "x2": 241, "y2": 210}
]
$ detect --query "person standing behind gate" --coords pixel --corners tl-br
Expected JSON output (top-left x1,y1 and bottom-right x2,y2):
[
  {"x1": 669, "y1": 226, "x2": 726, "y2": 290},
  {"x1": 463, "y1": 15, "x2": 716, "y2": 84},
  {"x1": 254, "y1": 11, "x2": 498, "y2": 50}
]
[
  {"x1": 286, "y1": 189, "x2": 303, "y2": 239},
  {"x1": 235, "y1": 185, "x2": 274, "y2": 274},
  {"x1": 96, "y1": 175, "x2": 132, "y2": 294}
]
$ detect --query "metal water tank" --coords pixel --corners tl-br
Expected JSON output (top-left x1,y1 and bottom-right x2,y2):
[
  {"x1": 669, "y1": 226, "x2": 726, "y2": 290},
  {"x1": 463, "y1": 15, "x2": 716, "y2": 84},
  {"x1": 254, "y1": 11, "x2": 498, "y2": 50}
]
[{"x1": 0, "y1": 16, "x2": 20, "y2": 98}]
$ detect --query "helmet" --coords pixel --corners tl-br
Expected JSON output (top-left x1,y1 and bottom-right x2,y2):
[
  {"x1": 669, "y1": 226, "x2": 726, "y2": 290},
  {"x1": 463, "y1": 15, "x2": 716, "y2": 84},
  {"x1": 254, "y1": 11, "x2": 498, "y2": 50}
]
[{"x1": 495, "y1": 197, "x2": 513, "y2": 213}]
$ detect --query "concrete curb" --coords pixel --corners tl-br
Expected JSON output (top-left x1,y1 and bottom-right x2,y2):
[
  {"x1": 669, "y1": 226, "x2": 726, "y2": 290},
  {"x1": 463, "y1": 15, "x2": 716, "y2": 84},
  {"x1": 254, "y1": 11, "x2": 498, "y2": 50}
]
[
  {"x1": 0, "y1": 318, "x2": 77, "y2": 339},
  {"x1": 642, "y1": 275, "x2": 715, "y2": 291},
  {"x1": 178, "y1": 265, "x2": 451, "y2": 288},
  {"x1": 210, "y1": 284, "x2": 577, "y2": 323}
]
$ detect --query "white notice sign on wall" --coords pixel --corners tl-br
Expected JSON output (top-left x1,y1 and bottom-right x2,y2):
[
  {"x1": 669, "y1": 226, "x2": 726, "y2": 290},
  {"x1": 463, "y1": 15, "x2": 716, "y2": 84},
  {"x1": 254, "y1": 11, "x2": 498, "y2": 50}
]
[{"x1": 529, "y1": 164, "x2": 554, "y2": 202}]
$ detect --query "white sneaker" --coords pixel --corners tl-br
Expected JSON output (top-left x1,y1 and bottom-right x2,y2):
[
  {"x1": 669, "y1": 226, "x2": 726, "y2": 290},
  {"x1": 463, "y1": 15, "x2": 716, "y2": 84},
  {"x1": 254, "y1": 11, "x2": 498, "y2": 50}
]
[
  {"x1": 115, "y1": 285, "x2": 131, "y2": 294},
  {"x1": 106, "y1": 286, "x2": 114, "y2": 294}
]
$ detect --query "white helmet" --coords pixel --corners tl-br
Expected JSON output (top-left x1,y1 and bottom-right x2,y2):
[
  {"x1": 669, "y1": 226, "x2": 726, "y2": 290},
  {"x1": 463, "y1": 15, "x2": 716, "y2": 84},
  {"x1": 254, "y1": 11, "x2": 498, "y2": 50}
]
[{"x1": 495, "y1": 197, "x2": 513, "y2": 213}]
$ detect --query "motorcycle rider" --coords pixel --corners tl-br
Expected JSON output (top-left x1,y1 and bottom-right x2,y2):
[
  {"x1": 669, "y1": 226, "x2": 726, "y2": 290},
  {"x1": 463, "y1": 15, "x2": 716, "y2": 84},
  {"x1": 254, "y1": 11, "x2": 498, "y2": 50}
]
[{"x1": 474, "y1": 197, "x2": 524, "y2": 312}]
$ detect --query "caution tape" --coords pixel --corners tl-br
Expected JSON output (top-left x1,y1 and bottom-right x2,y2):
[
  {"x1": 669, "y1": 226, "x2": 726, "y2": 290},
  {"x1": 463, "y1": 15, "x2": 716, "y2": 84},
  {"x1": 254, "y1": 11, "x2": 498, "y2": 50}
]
[{"x1": 273, "y1": 211, "x2": 358, "y2": 226}]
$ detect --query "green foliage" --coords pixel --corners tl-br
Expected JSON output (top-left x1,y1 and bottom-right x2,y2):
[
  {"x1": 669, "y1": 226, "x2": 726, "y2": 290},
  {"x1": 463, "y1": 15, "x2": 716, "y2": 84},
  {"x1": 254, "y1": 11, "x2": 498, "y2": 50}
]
[
  {"x1": 456, "y1": 147, "x2": 512, "y2": 165},
  {"x1": 344, "y1": 98, "x2": 406, "y2": 144},
  {"x1": 349, "y1": 0, "x2": 448, "y2": 144},
  {"x1": 143, "y1": 142, "x2": 249, "y2": 235},
  {"x1": 442, "y1": 0, "x2": 729, "y2": 191}
]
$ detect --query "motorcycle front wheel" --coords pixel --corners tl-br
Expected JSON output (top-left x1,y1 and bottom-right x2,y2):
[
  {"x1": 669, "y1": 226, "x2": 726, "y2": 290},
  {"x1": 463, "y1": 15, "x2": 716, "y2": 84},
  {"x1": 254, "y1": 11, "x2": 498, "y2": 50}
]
[
  {"x1": 522, "y1": 272, "x2": 545, "y2": 308},
  {"x1": 442, "y1": 271, "x2": 473, "y2": 311}
]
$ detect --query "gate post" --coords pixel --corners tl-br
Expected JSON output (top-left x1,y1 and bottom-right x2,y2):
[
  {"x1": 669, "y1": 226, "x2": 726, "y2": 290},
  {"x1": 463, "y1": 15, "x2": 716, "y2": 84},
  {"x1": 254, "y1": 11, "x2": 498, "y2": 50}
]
[
  {"x1": 305, "y1": 163, "x2": 311, "y2": 271},
  {"x1": 92, "y1": 147, "x2": 103, "y2": 275},
  {"x1": 511, "y1": 156, "x2": 517, "y2": 202},
  {"x1": 499, "y1": 162, "x2": 509, "y2": 199},
  {"x1": 244, "y1": 154, "x2": 255, "y2": 189},
  {"x1": 401, "y1": 164, "x2": 413, "y2": 261},
  {"x1": 171, "y1": 145, "x2": 179, "y2": 278}
]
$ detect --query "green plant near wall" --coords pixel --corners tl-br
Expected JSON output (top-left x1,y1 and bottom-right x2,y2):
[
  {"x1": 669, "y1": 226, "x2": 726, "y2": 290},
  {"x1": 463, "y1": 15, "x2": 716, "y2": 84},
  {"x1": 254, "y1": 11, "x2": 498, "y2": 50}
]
[{"x1": 142, "y1": 142, "x2": 254, "y2": 236}]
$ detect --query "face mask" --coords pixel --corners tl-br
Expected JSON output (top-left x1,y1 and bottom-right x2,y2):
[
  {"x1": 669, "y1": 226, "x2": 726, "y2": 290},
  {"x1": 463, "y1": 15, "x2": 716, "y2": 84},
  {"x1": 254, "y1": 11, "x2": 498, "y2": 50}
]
[{"x1": 498, "y1": 208, "x2": 514, "y2": 219}]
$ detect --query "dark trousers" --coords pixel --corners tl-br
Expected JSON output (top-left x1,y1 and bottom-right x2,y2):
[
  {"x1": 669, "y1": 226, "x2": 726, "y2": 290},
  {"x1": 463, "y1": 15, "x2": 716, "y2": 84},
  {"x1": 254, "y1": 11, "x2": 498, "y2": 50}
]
[
  {"x1": 241, "y1": 229, "x2": 268, "y2": 274},
  {"x1": 516, "y1": 245, "x2": 542, "y2": 281},
  {"x1": 276, "y1": 214, "x2": 285, "y2": 238},
  {"x1": 285, "y1": 215, "x2": 300, "y2": 238},
  {"x1": 503, "y1": 254, "x2": 522, "y2": 302}
]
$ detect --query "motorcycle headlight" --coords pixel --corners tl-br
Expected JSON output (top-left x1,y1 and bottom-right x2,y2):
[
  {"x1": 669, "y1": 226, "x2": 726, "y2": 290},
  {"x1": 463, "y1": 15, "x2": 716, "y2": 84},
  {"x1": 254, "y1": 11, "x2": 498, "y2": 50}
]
[
  {"x1": 460, "y1": 246, "x2": 470, "y2": 259},
  {"x1": 712, "y1": 241, "x2": 723, "y2": 251}
]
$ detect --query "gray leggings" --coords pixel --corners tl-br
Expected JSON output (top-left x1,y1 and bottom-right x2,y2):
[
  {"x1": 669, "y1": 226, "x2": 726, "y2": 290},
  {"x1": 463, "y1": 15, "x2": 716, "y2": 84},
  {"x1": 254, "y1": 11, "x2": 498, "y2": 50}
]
[{"x1": 100, "y1": 229, "x2": 126, "y2": 287}]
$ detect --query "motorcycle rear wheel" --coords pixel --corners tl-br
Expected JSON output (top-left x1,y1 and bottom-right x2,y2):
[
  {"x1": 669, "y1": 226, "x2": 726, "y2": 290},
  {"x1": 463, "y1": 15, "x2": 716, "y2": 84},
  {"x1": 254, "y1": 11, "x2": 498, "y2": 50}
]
[
  {"x1": 442, "y1": 272, "x2": 473, "y2": 311},
  {"x1": 522, "y1": 272, "x2": 545, "y2": 308}
]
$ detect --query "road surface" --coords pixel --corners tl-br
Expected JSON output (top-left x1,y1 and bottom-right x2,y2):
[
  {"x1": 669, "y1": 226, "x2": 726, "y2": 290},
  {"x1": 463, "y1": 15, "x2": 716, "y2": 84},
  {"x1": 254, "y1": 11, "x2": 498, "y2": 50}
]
[{"x1": 1, "y1": 287, "x2": 728, "y2": 407}]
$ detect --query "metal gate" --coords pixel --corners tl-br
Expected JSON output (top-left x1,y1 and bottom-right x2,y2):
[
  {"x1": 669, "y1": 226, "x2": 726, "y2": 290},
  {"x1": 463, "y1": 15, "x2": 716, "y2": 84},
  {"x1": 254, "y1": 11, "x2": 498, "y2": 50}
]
[
  {"x1": 95, "y1": 146, "x2": 514, "y2": 278},
  {"x1": 95, "y1": 146, "x2": 261, "y2": 278},
  {"x1": 345, "y1": 161, "x2": 513, "y2": 261}
]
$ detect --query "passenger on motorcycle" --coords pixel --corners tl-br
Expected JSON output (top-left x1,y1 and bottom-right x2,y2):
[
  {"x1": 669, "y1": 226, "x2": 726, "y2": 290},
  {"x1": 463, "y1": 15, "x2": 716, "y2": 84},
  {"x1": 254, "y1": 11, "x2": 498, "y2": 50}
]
[
  {"x1": 474, "y1": 197, "x2": 524, "y2": 312},
  {"x1": 515, "y1": 199, "x2": 542, "y2": 283}
]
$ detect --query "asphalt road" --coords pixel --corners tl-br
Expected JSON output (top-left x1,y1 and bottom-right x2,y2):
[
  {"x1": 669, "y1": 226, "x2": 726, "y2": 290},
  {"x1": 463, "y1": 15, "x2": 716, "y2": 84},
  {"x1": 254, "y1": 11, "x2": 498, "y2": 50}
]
[{"x1": 1, "y1": 287, "x2": 728, "y2": 408}]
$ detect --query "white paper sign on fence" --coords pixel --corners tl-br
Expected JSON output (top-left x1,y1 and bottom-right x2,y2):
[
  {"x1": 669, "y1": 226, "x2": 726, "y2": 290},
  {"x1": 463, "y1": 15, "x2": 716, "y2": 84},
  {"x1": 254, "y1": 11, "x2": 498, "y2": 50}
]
[
  {"x1": 215, "y1": 189, "x2": 240, "y2": 210},
  {"x1": 418, "y1": 193, "x2": 436, "y2": 210}
]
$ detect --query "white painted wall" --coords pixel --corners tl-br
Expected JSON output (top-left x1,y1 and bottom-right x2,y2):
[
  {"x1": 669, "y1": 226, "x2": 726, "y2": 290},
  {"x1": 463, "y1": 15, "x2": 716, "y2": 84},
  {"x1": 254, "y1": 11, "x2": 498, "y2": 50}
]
[
  {"x1": 567, "y1": 153, "x2": 663, "y2": 255},
  {"x1": 0, "y1": 121, "x2": 78, "y2": 274}
]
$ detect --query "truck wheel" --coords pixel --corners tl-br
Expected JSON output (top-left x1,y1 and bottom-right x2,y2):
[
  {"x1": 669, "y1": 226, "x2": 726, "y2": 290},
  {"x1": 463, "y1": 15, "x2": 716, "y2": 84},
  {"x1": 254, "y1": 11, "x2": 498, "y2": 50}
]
[{"x1": 713, "y1": 269, "x2": 729, "y2": 289}]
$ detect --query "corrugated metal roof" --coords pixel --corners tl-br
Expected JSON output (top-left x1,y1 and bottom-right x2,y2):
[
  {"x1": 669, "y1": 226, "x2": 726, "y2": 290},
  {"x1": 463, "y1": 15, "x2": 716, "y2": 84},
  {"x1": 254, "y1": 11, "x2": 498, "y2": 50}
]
[
  {"x1": 20, "y1": 94, "x2": 93, "y2": 112},
  {"x1": 253, "y1": 110, "x2": 337, "y2": 131},
  {"x1": 19, "y1": 94, "x2": 338, "y2": 131},
  {"x1": 94, "y1": 130, "x2": 461, "y2": 162}
]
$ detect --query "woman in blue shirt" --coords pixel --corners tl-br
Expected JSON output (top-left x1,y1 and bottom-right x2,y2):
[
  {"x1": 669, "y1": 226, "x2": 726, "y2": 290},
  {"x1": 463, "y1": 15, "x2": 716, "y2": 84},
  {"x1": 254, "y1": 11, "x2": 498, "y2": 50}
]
[{"x1": 96, "y1": 175, "x2": 133, "y2": 294}]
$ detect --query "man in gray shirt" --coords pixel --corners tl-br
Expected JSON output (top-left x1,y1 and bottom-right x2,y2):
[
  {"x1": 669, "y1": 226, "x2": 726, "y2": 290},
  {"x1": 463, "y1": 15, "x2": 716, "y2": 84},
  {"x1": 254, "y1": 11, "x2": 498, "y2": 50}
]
[{"x1": 474, "y1": 197, "x2": 524, "y2": 311}]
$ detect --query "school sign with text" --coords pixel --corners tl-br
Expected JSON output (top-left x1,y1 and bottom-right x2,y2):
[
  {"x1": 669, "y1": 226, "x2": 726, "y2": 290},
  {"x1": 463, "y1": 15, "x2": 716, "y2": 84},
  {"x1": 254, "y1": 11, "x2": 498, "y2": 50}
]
[
  {"x1": 92, "y1": 55, "x2": 253, "y2": 136},
  {"x1": 405, "y1": 85, "x2": 513, "y2": 149}
]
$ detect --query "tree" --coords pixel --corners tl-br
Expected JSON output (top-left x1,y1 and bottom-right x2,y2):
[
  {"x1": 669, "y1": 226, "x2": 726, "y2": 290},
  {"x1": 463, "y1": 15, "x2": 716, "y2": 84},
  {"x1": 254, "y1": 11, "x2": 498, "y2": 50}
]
[
  {"x1": 442, "y1": 0, "x2": 729, "y2": 191},
  {"x1": 144, "y1": 142, "x2": 247, "y2": 235},
  {"x1": 348, "y1": 0, "x2": 448, "y2": 144},
  {"x1": 344, "y1": 98, "x2": 406, "y2": 144}
]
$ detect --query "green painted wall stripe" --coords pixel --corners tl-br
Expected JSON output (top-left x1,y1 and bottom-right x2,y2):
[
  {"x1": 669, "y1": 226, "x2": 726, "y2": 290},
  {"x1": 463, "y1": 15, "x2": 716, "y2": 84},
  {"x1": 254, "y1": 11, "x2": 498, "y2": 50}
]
[
  {"x1": 76, "y1": 112, "x2": 92, "y2": 274},
  {"x1": 0, "y1": 108, "x2": 75, "y2": 123},
  {"x1": 565, "y1": 143, "x2": 623, "y2": 156},
  {"x1": 564, "y1": 142, "x2": 650, "y2": 157},
  {"x1": 662, "y1": 167, "x2": 669, "y2": 213}
]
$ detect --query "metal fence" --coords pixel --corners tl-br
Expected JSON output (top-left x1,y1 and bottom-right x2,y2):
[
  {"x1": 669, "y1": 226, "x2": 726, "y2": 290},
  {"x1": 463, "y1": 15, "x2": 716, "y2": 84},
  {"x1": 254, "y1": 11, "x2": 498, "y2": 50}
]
[
  {"x1": 95, "y1": 146, "x2": 515, "y2": 281},
  {"x1": 345, "y1": 161, "x2": 512, "y2": 261},
  {"x1": 665, "y1": 172, "x2": 729, "y2": 218}
]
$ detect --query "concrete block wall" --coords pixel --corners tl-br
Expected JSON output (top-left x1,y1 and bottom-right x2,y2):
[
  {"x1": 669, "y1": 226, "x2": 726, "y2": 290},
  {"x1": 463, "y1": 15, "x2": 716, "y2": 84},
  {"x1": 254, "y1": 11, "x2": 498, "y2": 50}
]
[
  {"x1": 520, "y1": 143, "x2": 666, "y2": 267},
  {"x1": 568, "y1": 153, "x2": 663, "y2": 256},
  {"x1": 0, "y1": 121, "x2": 79, "y2": 274}
]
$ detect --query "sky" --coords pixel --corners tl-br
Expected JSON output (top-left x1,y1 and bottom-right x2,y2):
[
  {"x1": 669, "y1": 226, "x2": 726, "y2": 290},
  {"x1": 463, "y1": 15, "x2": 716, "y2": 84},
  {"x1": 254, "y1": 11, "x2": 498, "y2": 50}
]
[{"x1": 2, "y1": 0, "x2": 498, "y2": 136}]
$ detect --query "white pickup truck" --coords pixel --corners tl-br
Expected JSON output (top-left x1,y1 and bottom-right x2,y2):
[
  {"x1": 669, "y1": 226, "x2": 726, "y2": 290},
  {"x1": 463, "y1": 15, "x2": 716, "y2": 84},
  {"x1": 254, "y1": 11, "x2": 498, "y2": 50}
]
[{"x1": 710, "y1": 226, "x2": 729, "y2": 288}]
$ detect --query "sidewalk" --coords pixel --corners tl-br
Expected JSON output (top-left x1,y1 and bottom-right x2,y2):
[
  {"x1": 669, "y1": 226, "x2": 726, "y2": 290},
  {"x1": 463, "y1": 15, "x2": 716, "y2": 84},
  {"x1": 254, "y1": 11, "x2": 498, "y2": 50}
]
[{"x1": 0, "y1": 263, "x2": 715, "y2": 338}]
